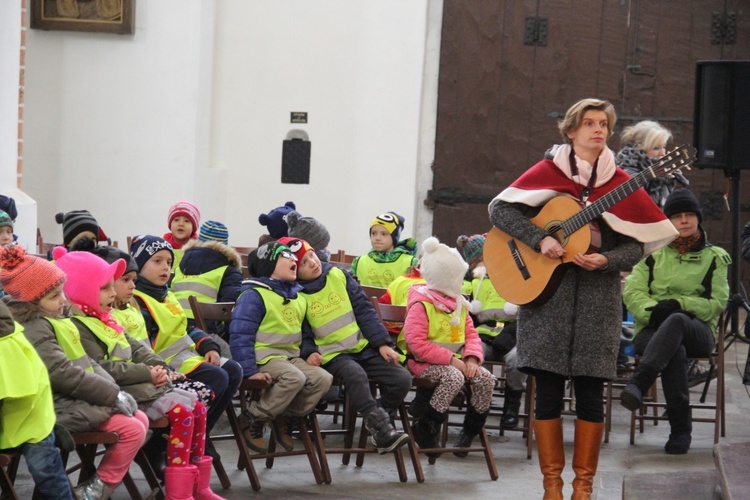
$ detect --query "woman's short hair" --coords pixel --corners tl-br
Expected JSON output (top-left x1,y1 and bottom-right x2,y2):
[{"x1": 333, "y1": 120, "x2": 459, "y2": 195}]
[
  {"x1": 558, "y1": 98, "x2": 617, "y2": 144},
  {"x1": 620, "y1": 120, "x2": 672, "y2": 153}
]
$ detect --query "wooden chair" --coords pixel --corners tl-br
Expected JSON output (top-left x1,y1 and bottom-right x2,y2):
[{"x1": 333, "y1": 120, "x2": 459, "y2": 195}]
[
  {"x1": 334, "y1": 250, "x2": 357, "y2": 264},
  {"x1": 0, "y1": 449, "x2": 21, "y2": 500},
  {"x1": 231, "y1": 246, "x2": 255, "y2": 268},
  {"x1": 361, "y1": 285, "x2": 387, "y2": 300},
  {"x1": 629, "y1": 311, "x2": 726, "y2": 446},
  {"x1": 188, "y1": 296, "x2": 327, "y2": 490}
]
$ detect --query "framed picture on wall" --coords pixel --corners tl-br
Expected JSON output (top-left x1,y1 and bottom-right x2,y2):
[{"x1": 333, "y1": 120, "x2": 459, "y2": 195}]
[{"x1": 30, "y1": 0, "x2": 135, "y2": 35}]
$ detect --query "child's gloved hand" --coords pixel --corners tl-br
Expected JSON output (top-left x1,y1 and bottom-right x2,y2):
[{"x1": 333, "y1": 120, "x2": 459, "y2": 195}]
[{"x1": 113, "y1": 391, "x2": 138, "y2": 417}]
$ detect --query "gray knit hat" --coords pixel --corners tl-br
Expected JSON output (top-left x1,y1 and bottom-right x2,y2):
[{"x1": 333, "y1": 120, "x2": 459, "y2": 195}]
[{"x1": 286, "y1": 211, "x2": 330, "y2": 250}]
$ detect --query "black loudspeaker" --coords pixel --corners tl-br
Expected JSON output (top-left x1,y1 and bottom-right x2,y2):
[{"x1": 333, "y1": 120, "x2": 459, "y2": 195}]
[{"x1": 694, "y1": 60, "x2": 750, "y2": 170}]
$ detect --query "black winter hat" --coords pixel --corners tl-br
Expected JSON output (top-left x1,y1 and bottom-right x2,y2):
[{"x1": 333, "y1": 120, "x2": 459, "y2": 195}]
[
  {"x1": 0, "y1": 196, "x2": 17, "y2": 221},
  {"x1": 663, "y1": 189, "x2": 702, "y2": 223},
  {"x1": 247, "y1": 242, "x2": 294, "y2": 278}
]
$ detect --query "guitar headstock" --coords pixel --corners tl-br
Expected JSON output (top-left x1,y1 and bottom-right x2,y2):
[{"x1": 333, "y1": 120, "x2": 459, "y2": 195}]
[{"x1": 650, "y1": 144, "x2": 697, "y2": 179}]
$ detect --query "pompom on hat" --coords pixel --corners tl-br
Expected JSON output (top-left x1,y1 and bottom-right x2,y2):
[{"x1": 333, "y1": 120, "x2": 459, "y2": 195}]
[
  {"x1": 167, "y1": 201, "x2": 201, "y2": 237},
  {"x1": 247, "y1": 241, "x2": 295, "y2": 278},
  {"x1": 419, "y1": 236, "x2": 469, "y2": 299},
  {"x1": 129, "y1": 235, "x2": 174, "y2": 271},
  {"x1": 0, "y1": 245, "x2": 66, "y2": 303},
  {"x1": 371, "y1": 212, "x2": 405, "y2": 247},
  {"x1": 663, "y1": 189, "x2": 702, "y2": 224},
  {"x1": 0, "y1": 196, "x2": 17, "y2": 221},
  {"x1": 286, "y1": 211, "x2": 330, "y2": 250},
  {"x1": 278, "y1": 237, "x2": 315, "y2": 264},
  {"x1": 456, "y1": 233, "x2": 486, "y2": 271},
  {"x1": 53, "y1": 247, "x2": 126, "y2": 313},
  {"x1": 198, "y1": 220, "x2": 229, "y2": 245},
  {"x1": 259, "y1": 202, "x2": 297, "y2": 239},
  {"x1": 70, "y1": 237, "x2": 138, "y2": 276},
  {"x1": 55, "y1": 210, "x2": 108, "y2": 247}
]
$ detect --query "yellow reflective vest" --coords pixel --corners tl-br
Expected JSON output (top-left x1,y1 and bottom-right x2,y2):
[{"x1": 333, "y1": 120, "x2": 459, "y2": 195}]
[
  {"x1": 171, "y1": 265, "x2": 227, "y2": 319},
  {"x1": 301, "y1": 267, "x2": 368, "y2": 364},
  {"x1": 412, "y1": 300, "x2": 467, "y2": 361},
  {"x1": 0, "y1": 323, "x2": 56, "y2": 448},
  {"x1": 74, "y1": 316, "x2": 133, "y2": 361},
  {"x1": 250, "y1": 287, "x2": 306, "y2": 364},
  {"x1": 471, "y1": 276, "x2": 512, "y2": 338},
  {"x1": 134, "y1": 290, "x2": 204, "y2": 374},
  {"x1": 354, "y1": 253, "x2": 413, "y2": 288},
  {"x1": 47, "y1": 317, "x2": 94, "y2": 372},
  {"x1": 111, "y1": 304, "x2": 151, "y2": 350}
]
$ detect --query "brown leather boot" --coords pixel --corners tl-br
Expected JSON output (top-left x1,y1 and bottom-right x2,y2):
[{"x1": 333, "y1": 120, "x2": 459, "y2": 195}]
[
  {"x1": 571, "y1": 419, "x2": 605, "y2": 500},
  {"x1": 535, "y1": 418, "x2": 564, "y2": 500}
]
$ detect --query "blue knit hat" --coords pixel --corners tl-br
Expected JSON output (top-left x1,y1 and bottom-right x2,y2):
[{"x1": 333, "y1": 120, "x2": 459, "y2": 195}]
[
  {"x1": 199, "y1": 220, "x2": 229, "y2": 245},
  {"x1": 259, "y1": 202, "x2": 297, "y2": 239},
  {"x1": 129, "y1": 234, "x2": 174, "y2": 270}
]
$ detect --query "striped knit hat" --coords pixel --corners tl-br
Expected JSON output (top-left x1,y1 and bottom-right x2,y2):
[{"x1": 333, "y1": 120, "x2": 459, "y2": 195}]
[
  {"x1": 0, "y1": 210, "x2": 13, "y2": 231},
  {"x1": 0, "y1": 245, "x2": 66, "y2": 303},
  {"x1": 198, "y1": 220, "x2": 229, "y2": 245},
  {"x1": 456, "y1": 233, "x2": 486, "y2": 271},
  {"x1": 55, "y1": 210, "x2": 107, "y2": 247}
]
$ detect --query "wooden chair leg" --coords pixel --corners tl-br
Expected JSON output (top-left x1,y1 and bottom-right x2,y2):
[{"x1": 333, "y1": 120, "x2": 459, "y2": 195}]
[
  {"x1": 205, "y1": 437, "x2": 231, "y2": 489},
  {"x1": 225, "y1": 405, "x2": 262, "y2": 491},
  {"x1": 399, "y1": 403, "x2": 425, "y2": 483},
  {"x1": 309, "y1": 413, "x2": 332, "y2": 484}
]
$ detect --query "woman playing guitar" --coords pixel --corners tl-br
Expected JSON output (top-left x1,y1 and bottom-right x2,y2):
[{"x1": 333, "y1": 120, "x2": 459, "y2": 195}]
[{"x1": 488, "y1": 98, "x2": 677, "y2": 499}]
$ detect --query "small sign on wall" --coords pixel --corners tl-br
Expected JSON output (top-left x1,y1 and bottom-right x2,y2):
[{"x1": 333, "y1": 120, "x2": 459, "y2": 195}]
[{"x1": 290, "y1": 112, "x2": 308, "y2": 124}]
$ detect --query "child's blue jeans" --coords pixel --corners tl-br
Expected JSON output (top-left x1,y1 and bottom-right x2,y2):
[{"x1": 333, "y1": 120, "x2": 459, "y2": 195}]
[{"x1": 21, "y1": 431, "x2": 73, "y2": 499}]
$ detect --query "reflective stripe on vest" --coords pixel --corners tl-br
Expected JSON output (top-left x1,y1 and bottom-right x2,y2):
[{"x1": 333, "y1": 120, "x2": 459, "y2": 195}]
[
  {"x1": 301, "y1": 267, "x2": 367, "y2": 364},
  {"x1": 134, "y1": 290, "x2": 204, "y2": 374},
  {"x1": 46, "y1": 318, "x2": 94, "y2": 372},
  {"x1": 354, "y1": 253, "x2": 413, "y2": 288},
  {"x1": 74, "y1": 316, "x2": 132, "y2": 361},
  {"x1": 251, "y1": 287, "x2": 306, "y2": 364},
  {"x1": 111, "y1": 305, "x2": 151, "y2": 349},
  {"x1": 415, "y1": 300, "x2": 467, "y2": 360},
  {"x1": 171, "y1": 266, "x2": 227, "y2": 319}
]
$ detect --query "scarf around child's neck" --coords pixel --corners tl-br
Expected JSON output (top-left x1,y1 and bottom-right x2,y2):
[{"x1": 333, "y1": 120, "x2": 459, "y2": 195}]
[
  {"x1": 136, "y1": 276, "x2": 169, "y2": 301},
  {"x1": 71, "y1": 302, "x2": 124, "y2": 333}
]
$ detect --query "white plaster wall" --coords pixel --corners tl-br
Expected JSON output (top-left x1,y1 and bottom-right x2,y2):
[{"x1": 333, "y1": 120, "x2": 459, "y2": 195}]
[{"x1": 21, "y1": 0, "x2": 436, "y2": 255}]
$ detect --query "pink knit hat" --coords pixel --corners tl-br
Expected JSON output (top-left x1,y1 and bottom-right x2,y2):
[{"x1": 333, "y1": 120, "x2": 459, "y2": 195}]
[
  {"x1": 167, "y1": 201, "x2": 201, "y2": 236},
  {"x1": 53, "y1": 247, "x2": 126, "y2": 313}
]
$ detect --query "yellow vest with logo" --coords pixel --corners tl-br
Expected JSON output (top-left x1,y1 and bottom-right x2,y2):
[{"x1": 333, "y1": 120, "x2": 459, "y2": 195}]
[
  {"x1": 111, "y1": 305, "x2": 151, "y2": 349},
  {"x1": 471, "y1": 277, "x2": 511, "y2": 338},
  {"x1": 74, "y1": 316, "x2": 133, "y2": 362},
  {"x1": 171, "y1": 265, "x2": 227, "y2": 319},
  {"x1": 355, "y1": 253, "x2": 413, "y2": 288},
  {"x1": 250, "y1": 287, "x2": 306, "y2": 364},
  {"x1": 410, "y1": 301, "x2": 467, "y2": 361},
  {"x1": 134, "y1": 290, "x2": 204, "y2": 374},
  {"x1": 386, "y1": 276, "x2": 426, "y2": 306},
  {"x1": 172, "y1": 248, "x2": 185, "y2": 273},
  {"x1": 46, "y1": 317, "x2": 94, "y2": 372},
  {"x1": 0, "y1": 324, "x2": 56, "y2": 448},
  {"x1": 301, "y1": 267, "x2": 368, "y2": 364}
]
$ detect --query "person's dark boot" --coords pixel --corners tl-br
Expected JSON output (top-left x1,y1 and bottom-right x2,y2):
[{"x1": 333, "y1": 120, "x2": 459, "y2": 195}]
[
  {"x1": 500, "y1": 389, "x2": 523, "y2": 429},
  {"x1": 453, "y1": 406, "x2": 488, "y2": 458},
  {"x1": 620, "y1": 364, "x2": 660, "y2": 411},
  {"x1": 412, "y1": 406, "x2": 447, "y2": 459},
  {"x1": 364, "y1": 407, "x2": 410, "y2": 454},
  {"x1": 665, "y1": 398, "x2": 693, "y2": 454},
  {"x1": 141, "y1": 430, "x2": 168, "y2": 481},
  {"x1": 407, "y1": 387, "x2": 433, "y2": 419}
]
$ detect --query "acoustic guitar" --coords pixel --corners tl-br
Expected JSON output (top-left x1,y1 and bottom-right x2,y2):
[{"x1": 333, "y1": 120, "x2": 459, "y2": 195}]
[{"x1": 484, "y1": 145, "x2": 696, "y2": 307}]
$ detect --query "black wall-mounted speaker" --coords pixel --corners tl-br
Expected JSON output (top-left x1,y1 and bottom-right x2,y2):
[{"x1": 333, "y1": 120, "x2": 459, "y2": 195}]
[{"x1": 693, "y1": 60, "x2": 750, "y2": 170}]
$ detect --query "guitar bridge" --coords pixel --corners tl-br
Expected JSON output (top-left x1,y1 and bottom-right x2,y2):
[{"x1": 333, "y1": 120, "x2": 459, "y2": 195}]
[{"x1": 508, "y1": 239, "x2": 531, "y2": 280}]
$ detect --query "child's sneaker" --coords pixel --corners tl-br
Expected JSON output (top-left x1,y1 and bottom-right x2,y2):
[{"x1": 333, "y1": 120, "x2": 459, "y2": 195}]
[
  {"x1": 364, "y1": 407, "x2": 410, "y2": 454},
  {"x1": 238, "y1": 411, "x2": 267, "y2": 453}
]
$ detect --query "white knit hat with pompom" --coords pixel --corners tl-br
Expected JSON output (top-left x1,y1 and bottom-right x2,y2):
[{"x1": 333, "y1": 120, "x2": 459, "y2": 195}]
[{"x1": 419, "y1": 236, "x2": 469, "y2": 299}]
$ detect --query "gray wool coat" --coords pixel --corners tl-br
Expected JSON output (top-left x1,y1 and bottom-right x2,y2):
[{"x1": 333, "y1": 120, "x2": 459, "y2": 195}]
[{"x1": 489, "y1": 200, "x2": 643, "y2": 380}]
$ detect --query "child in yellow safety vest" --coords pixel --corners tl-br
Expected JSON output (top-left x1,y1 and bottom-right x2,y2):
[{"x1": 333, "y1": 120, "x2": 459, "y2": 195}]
[
  {"x1": 0, "y1": 246, "x2": 147, "y2": 500},
  {"x1": 0, "y1": 299, "x2": 72, "y2": 500},
  {"x1": 54, "y1": 246, "x2": 224, "y2": 500},
  {"x1": 283, "y1": 236, "x2": 413, "y2": 454},
  {"x1": 456, "y1": 233, "x2": 526, "y2": 430},
  {"x1": 229, "y1": 241, "x2": 333, "y2": 454},
  {"x1": 129, "y1": 235, "x2": 243, "y2": 442},
  {"x1": 403, "y1": 237, "x2": 496, "y2": 458},
  {"x1": 350, "y1": 212, "x2": 418, "y2": 288}
]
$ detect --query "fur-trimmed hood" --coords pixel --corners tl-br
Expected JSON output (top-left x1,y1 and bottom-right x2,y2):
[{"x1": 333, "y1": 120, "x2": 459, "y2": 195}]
[{"x1": 180, "y1": 239, "x2": 242, "y2": 270}]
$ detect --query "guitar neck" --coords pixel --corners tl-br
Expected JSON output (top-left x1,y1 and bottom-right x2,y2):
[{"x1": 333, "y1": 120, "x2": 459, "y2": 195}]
[{"x1": 563, "y1": 174, "x2": 645, "y2": 235}]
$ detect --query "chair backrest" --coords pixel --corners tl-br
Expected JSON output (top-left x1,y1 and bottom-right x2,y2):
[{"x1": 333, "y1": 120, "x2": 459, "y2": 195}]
[
  {"x1": 231, "y1": 246, "x2": 256, "y2": 267},
  {"x1": 361, "y1": 285, "x2": 387, "y2": 300},
  {"x1": 188, "y1": 295, "x2": 235, "y2": 332},
  {"x1": 333, "y1": 249, "x2": 357, "y2": 264},
  {"x1": 330, "y1": 260, "x2": 351, "y2": 271},
  {"x1": 370, "y1": 297, "x2": 407, "y2": 325}
]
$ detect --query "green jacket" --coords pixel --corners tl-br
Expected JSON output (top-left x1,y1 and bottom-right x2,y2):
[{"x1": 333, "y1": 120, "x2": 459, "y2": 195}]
[{"x1": 623, "y1": 232, "x2": 730, "y2": 337}]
